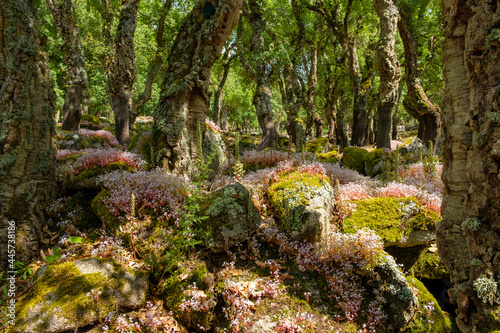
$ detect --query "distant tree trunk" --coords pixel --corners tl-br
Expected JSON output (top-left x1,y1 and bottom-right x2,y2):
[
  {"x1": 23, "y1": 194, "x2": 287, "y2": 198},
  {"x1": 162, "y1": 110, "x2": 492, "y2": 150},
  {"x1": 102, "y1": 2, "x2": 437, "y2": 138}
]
[
  {"x1": 374, "y1": 0, "x2": 400, "y2": 149},
  {"x1": 46, "y1": 0, "x2": 89, "y2": 131},
  {"x1": 241, "y1": 0, "x2": 278, "y2": 150},
  {"x1": 438, "y1": 1, "x2": 500, "y2": 332},
  {"x1": 337, "y1": 92, "x2": 350, "y2": 149},
  {"x1": 0, "y1": 0, "x2": 57, "y2": 270},
  {"x1": 108, "y1": 0, "x2": 139, "y2": 146},
  {"x1": 305, "y1": 39, "x2": 321, "y2": 138},
  {"x1": 131, "y1": 0, "x2": 171, "y2": 127},
  {"x1": 153, "y1": 0, "x2": 242, "y2": 176},
  {"x1": 392, "y1": 88, "x2": 404, "y2": 140},
  {"x1": 398, "y1": 7, "x2": 440, "y2": 152},
  {"x1": 212, "y1": 52, "x2": 232, "y2": 126}
]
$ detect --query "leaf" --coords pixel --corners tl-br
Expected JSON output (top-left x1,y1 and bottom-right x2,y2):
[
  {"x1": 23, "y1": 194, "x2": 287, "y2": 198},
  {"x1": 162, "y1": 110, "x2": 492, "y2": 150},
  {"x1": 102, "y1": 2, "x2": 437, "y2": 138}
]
[
  {"x1": 45, "y1": 247, "x2": 62, "y2": 263},
  {"x1": 69, "y1": 236, "x2": 83, "y2": 244}
]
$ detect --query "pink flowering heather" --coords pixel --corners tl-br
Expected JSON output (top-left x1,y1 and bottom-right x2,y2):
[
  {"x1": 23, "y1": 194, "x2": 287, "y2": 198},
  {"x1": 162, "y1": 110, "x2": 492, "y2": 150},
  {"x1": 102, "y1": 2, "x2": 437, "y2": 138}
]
[
  {"x1": 322, "y1": 162, "x2": 370, "y2": 184},
  {"x1": 72, "y1": 148, "x2": 146, "y2": 175},
  {"x1": 205, "y1": 118, "x2": 221, "y2": 133},
  {"x1": 98, "y1": 169, "x2": 187, "y2": 221},
  {"x1": 240, "y1": 149, "x2": 292, "y2": 168},
  {"x1": 398, "y1": 162, "x2": 444, "y2": 196},
  {"x1": 374, "y1": 182, "x2": 442, "y2": 214},
  {"x1": 57, "y1": 149, "x2": 82, "y2": 160},
  {"x1": 78, "y1": 128, "x2": 120, "y2": 147}
]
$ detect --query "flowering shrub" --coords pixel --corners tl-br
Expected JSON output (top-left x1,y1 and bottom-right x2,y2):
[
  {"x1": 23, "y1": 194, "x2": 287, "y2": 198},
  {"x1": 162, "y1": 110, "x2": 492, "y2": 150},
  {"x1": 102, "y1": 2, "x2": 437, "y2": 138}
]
[
  {"x1": 78, "y1": 128, "x2": 120, "y2": 147},
  {"x1": 98, "y1": 169, "x2": 187, "y2": 221},
  {"x1": 72, "y1": 149, "x2": 146, "y2": 175},
  {"x1": 321, "y1": 162, "x2": 370, "y2": 184},
  {"x1": 398, "y1": 162, "x2": 444, "y2": 196}
]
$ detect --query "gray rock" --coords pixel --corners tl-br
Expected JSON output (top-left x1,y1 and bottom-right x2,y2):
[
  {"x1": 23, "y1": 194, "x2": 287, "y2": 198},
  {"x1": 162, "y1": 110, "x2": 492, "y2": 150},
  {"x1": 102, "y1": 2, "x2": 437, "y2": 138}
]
[
  {"x1": 373, "y1": 253, "x2": 419, "y2": 330},
  {"x1": 200, "y1": 183, "x2": 261, "y2": 253},
  {"x1": 13, "y1": 258, "x2": 148, "y2": 333},
  {"x1": 399, "y1": 137, "x2": 428, "y2": 156}
]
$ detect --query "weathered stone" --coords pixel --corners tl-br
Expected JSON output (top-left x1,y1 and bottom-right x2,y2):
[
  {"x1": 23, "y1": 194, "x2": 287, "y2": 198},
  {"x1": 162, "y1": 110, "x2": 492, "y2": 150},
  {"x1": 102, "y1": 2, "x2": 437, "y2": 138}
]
[
  {"x1": 268, "y1": 171, "x2": 333, "y2": 243},
  {"x1": 13, "y1": 258, "x2": 148, "y2": 333},
  {"x1": 373, "y1": 253, "x2": 419, "y2": 329},
  {"x1": 200, "y1": 183, "x2": 261, "y2": 253},
  {"x1": 399, "y1": 137, "x2": 428, "y2": 156}
]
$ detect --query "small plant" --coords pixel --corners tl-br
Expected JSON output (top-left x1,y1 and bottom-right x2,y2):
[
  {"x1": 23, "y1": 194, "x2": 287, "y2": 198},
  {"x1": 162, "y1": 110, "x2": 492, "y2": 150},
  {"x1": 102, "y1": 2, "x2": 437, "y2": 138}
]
[
  {"x1": 462, "y1": 217, "x2": 481, "y2": 231},
  {"x1": 473, "y1": 274, "x2": 499, "y2": 305}
]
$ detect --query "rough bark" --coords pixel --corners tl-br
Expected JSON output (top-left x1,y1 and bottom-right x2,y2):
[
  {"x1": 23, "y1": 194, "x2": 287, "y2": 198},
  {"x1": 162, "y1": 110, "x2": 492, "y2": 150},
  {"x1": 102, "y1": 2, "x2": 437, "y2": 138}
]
[
  {"x1": 0, "y1": 0, "x2": 57, "y2": 270},
  {"x1": 46, "y1": 0, "x2": 89, "y2": 131},
  {"x1": 212, "y1": 48, "x2": 234, "y2": 126},
  {"x1": 438, "y1": 1, "x2": 500, "y2": 331},
  {"x1": 131, "y1": 0, "x2": 171, "y2": 127},
  {"x1": 247, "y1": 0, "x2": 278, "y2": 150},
  {"x1": 374, "y1": 0, "x2": 400, "y2": 149},
  {"x1": 398, "y1": 7, "x2": 441, "y2": 152},
  {"x1": 108, "y1": 0, "x2": 139, "y2": 147},
  {"x1": 153, "y1": 0, "x2": 242, "y2": 176}
]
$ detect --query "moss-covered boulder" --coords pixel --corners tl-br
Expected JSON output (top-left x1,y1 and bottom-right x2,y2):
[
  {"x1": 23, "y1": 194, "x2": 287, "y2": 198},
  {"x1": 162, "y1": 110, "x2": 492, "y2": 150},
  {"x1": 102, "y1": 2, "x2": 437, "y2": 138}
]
[
  {"x1": 305, "y1": 137, "x2": 330, "y2": 155},
  {"x1": 92, "y1": 190, "x2": 122, "y2": 231},
  {"x1": 80, "y1": 114, "x2": 103, "y2": 130},
  {"x1": 341, "y1": 146, "x2": 369, "y2": 175},
  {"x1": 268, "y1": 171, "x2": 333, "y2": 243},
  {"x1": 412, "y1": 249, "x2": 450, "y2": 280},
  {"x1": 404, "y1": 276, "x2": 457, "y2": 332},
  {"x1": 12, "y1": 258, "x2": 148, "y2": 333},
  {"x1": 318, "y1": 149, "x2": 340, "y2": 164},
  {"x1": 373, "y1": 253, "x2": 419, "y2": 330},
  {"x1": 400, "y1": 136, "x2": 428, "y2": 156},
  {"x1": 199, "y1": 183, "x2": 261, "y2": 253},
  {"x1": 343, "y1": 197, "x2": 439, "y2": 247},
  {"x1": 159, "y1": 260, "x2": 216, "y2": 330},
  {"x1": 364, "y1": 148, "x2": 387, "y2": 177}
]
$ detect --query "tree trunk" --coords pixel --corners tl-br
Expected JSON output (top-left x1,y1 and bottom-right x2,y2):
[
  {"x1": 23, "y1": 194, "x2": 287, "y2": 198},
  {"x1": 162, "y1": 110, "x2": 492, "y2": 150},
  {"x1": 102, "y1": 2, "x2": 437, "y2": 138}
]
[
  {"x1": 336, "y1": 92, "x2": 350, "y2": 150},
  {"x1": 212, "y1": 58, "x2": 231, "y2": 126},
  {"x1": 374, "y1": 0, "x2": 400, "y2": 149},
  {"x1": 153, "y1": 0, "x2": 242, "y2": 176},
  {"x1": 46, "y1": 0, "x2": 89, "y2": 131},
  {"x1": 131, "y1": 0, "x2": 171, "y2": 127},
  {"x1": 438, "y1": 1, "x2": 500, "y2": 332},
  {"x1": 0, "y1": 0, "x2": 57, "y2": 270},
  {"x1": 108, "y1": 0, "x2": 139, "y2": 147},
  {"x1": 398, "y1": 7, "x2": 441, "y2": 152},
  {"x1": 305, "y1": 39, "x2": 322, "y2": 138}
]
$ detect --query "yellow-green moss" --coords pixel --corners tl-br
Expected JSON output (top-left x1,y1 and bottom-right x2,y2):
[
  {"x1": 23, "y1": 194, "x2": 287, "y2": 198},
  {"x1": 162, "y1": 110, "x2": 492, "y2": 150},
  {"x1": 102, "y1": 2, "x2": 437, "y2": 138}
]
[
  {"x1": 342, "y1": 147, "x2": 369, "y2": 175},
  {"x1": 343, "y1": 197, "x2": 439, "y2": 243},
  {"x1": 318, "y1": 149, "x2": 340, "y2": 164},
  {"x1": 412, "y1": 250, "x2": 449, "y2": 280},
  {"x1": 484, "y1": 307, "x2": 500, "y2": 333},
  {"x1": 268, "y1": 171, "x2": 330, "y2": 234},
  {"x1": 305, "y1": 137, "x2": 329, "y2": 155},
  {"x1": 81, "y1": 114, "x2": 101, "y2": 125},
  {"x1": 364, "y1": 148, "x2": 386, "y2": 176},
  {"x1": 404, "y1": 276, "x2": 457, "y2": 333},
  {"x1": 15, "y1": 261, "x2": 120, "y2": 331},
  {"x1": 160, "y1": 260, "x2": 215, "y2": 330}
]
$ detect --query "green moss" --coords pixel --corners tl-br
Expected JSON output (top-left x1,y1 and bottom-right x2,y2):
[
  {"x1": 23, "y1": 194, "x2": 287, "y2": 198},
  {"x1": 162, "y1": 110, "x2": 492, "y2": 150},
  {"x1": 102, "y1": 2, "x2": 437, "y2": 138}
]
[
  {"x1": 15, "y1": 261, "x2": 121, "y2": 331},
  {"x1": 484, "y1": 306, "x2": 500, "y2": 333},
  {"x1": 412, "y1": 250, "x2": 449, "y2": 279},
  {"x1": 0, "y1": 153, "x2": 17, "y2": 177},
  {"x1": 92, "y1": 190, "x2": 121, "y2": 230},
  {"x1": 268, "y1": 171, "x2": 330, "y2": 234},
  {"x1": 342, "y1": 147, "x2": 369, "y2": 175},
  {"x1": 58, "y1": 151, "x2": 87, "y2": 164},
  {"x1": 404, "y1": 276, "x2": 457, "y2": 333},
  {"x1": 160, "y1": 260, "x2": 215, "y2": 329},
  {"x1": 364, "y1": 148, "x2": 386, "y2": 176},
  {"x1": 305, "y1": 137, "x2": 329, "y2": 155},
  {"x1": 65, "y1": 161, "x2": 135, "y2": 187},
  {"x1": 343, "y1": 197, "x2": 438, "y2": 244},
  {"x1": 318, "y1": 150, "x2": 339, "y2": 164},
  {"x1": 81, "y1": 114, "x2": 101, "y2": 125}
]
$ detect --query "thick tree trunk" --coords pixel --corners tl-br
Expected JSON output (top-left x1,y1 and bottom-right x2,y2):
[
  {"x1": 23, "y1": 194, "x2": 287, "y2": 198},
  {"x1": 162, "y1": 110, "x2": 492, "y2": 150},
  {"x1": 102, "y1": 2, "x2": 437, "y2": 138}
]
[
  {"x1": 438, "y1": 1, "x2": 500, "y2": 332},
  {"x1": 374, "y1": 0, "x2": 400, "y2": 149},
  {"x1": 46, "y1": 0, "x2": 89, "y2": 131},
  {"x1": 0, "y1": 0, "x2": 57, "y2": 270},
  {"x1": 153, "y1": 0, "x2": 242, "y2": 176},
  {"x1": 131, "y1": 0, "x2": 171, "y2": 127},
  {"x1": 108, "y1": 0, "x2": 139, "y2": 147},
  {"x1": 398, "y1": 8, "x2": 441, "y2": 152}
]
